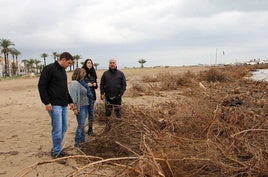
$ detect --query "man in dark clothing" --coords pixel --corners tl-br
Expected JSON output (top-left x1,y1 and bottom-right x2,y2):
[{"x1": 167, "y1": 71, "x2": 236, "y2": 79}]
[
  {"x1": 100, "y1": 58, "x2": 127, "y2": 118},
  {"x1": 38, "y1": 52, "x2": 75, "y2": 159}
]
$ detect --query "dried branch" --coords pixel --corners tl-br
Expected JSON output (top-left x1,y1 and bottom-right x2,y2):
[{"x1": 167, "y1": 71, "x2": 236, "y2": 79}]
[{"x1": 231, "y1": 129, "x2": 268, "y2": 137}]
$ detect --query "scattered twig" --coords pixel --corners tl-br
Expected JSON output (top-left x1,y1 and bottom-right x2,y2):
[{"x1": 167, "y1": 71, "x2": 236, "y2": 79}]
[
  {"x1": 69, "y1": 156, "x2": 139, "y2": 176},
  {"x1": 13, "y1": 155, "x2": 102, "y2": 177},
  {"x1": 143, "y1": 135, "x2": 165, "y2": 177},
  {"x1": 231, "y1": 129, "x2": 268, "y2": 137},
  {"x1": 205, "y1": 104, "x2": 219, "y2": 139}
]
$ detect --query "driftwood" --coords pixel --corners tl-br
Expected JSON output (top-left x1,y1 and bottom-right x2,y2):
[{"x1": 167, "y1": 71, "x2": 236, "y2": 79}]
[{"x1": 14, "y1": 65, "x2": 268, "y2": 177}]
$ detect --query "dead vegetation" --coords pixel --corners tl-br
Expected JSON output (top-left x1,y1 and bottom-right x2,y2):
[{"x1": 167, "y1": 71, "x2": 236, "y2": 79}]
[{"x1": 15, "y1": 64, "x2": 268, "y2": 177}]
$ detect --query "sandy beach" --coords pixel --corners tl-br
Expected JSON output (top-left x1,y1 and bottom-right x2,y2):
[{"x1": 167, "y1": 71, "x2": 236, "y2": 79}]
[
  {"x1": 0, "y1": 65, "x2": 267, "y2": 177},
  {"x1": 0, "y1": 66, "x2": 203, "y2": 176}
]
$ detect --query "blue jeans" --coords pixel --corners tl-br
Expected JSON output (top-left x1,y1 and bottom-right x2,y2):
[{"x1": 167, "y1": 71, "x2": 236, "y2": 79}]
[
  {"x1": 75, "y1": 105, "x2": 88, "y2": 145},
  {"x1": 48, "y1": 105, "x2": 68, "y2": 156}
]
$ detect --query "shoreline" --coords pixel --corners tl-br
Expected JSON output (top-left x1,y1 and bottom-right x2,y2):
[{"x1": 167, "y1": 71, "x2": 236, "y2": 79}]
[{"x1": 250, "y1": 69, "x2": 268, "y2": 82}]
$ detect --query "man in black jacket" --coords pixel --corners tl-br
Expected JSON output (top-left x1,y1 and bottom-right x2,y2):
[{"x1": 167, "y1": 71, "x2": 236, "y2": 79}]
[
  {"x1": 38, "y1": 52, "x2": 75, "y2": 158},
  {"x1": 100, "y1": 58, "x2": 127, "y2": 118}
]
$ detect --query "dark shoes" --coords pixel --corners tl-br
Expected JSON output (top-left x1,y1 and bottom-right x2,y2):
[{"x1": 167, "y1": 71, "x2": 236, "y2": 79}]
[
  {"x1": 105, "y1": 105, "x2": 112, "y2": 116},
  {"x1": 105, "y1": 109, "x2": 112, "y2": 117},
  {"x1": 106, "y1": 108, "x2": 121, "y2": 118},
  {"x1": 51, "y1": 151, "x2": 69, "y2": 165},
  {"x1": 116, "y1": 111, "x2": 121, "y2": 119},
  {"x1": 51, "y1": 151, "x2": 69, "y2": 158},
  {"x1": 115, "y1": 108, "x2": 121, "y2": 119}
]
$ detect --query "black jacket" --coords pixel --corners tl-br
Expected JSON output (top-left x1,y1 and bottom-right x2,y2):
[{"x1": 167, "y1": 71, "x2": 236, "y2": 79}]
[
  {"x1": 100, "y1": 68, "x2": 127, "y2": 98},
  {"x1": 38, "y1": 61, "x2": 73, "y2": 106},
  {"x1": 84, "y1": 73, "x2": 98, "y2": 101}
]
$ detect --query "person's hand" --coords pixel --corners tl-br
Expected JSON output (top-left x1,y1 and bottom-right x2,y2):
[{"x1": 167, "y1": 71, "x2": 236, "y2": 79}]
[
  {"x1": 71, "y1": 105, "x2": 78, "y2": 115},
  {"x1": 73, "y1": 109, "x2": 78, "y2": 115},
  {"x1": 45, "y1": 104, "x2": 52, "y2": 111},
  {"x1": 69, "y1": 103, "x2": 75, "y2": 110},
  {"x1": 101, "y1": 94, "x2": 105, "y2": 100},
  {"x1": 88, "y1": 82, "x2": 96, "y2": 87}
]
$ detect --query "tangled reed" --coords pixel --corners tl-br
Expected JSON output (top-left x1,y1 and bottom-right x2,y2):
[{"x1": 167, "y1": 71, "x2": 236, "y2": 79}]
[{"x1": 15, "y1": 65, "x2": 268, "y2": 177}]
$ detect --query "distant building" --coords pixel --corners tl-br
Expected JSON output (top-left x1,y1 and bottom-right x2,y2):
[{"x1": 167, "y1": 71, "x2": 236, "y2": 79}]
[
  {"x1": 0, "y1": 56, "x2": 26, "y2": 77},
  {"x1": 259, "y1": 60, "x2": 268, "y2": 64},
  {"x1": 246, "y1": 59, "x2": 268, "y2": 65}
]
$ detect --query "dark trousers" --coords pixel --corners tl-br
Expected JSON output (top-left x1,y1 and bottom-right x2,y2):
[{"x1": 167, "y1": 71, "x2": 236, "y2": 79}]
[{"x1": 105, "y1": 96, "x2": 121, "y2": 117}]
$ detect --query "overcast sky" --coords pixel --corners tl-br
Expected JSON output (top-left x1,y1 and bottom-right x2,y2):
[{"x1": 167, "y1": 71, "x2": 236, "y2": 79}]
[{"x1": 1, "y1": 0, "x2": 268, "y2": 68}]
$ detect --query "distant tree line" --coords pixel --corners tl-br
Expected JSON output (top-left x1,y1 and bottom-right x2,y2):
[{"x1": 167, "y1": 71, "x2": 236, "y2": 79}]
[
  {"x1": 1, "y1": 38, "x2": 148, "y2": 77},
  {"x1": 0, "y1": 38, "x2": 102, "y2": 77}
]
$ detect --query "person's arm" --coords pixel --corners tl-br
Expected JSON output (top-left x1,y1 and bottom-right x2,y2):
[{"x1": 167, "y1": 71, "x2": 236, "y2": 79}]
[
  {"x1": 119, "y1": 72, "x2": 127, "y2": 96},
  {"x1": 67, "y1": 92, "x2": 73, "y2": 104},
  {"x1": 38, "y1": 66, "x2": 52, "y2": 106},
  {"x1": 70, "y1": 81, "x2": 80, "y2": 112},
  {"x1": 100, "y1": 74, "x2": 105, "y2": 98}
]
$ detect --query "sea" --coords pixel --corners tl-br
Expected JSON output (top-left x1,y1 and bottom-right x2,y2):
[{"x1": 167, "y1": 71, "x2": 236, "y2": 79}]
[{"x1": 250, "y1": 69, "x2": 268, "y2": 82}]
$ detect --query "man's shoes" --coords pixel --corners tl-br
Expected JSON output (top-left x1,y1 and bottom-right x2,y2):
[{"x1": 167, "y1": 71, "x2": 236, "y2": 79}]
[
  {"x1": 116, "y1": 111, "x2": 121, "y2": 119},
  {"x1": 51, "y1": 151, "x2": 69, "y2": 158},
  {"x1": 105, "y1": 110, "x2": 112, "y2": 117},
  {"x1": 105, "y1": 105, "x2": 112, "y2": 116},
  {"x1": 51, "y1": 151, "x2": 69, "y2": 165}
]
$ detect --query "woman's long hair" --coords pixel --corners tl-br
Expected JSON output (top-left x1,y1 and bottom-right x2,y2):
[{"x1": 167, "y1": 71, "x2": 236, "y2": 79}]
[{"x1": 82, "y1": 59, "x2": 97, "y2": 79}]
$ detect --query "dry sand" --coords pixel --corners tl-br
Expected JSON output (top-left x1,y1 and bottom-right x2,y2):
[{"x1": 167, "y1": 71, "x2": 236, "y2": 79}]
[{"x1": 0, "y1": 77, "x2": 72, "y2": 176}]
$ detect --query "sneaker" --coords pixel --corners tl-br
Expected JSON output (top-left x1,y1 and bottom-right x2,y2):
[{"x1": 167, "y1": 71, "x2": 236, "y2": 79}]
[
  {"x1": 51, "y1": 151, "x2": 68, "y2": 165},
  {"x1": 51, "y1": 151, "x2": 69, "y2": 158},
  {"x1": 59, "y1": 151, "x2": 69, "y2": 157}
]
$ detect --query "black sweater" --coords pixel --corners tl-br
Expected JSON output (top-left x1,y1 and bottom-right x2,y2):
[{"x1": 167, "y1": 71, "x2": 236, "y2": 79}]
[
  {"x1": 100, "y1": 68, "x2": 127, "y2": 98},
  {"x1": 38, "y1": 61, "x2": 73, "y2": 106}
]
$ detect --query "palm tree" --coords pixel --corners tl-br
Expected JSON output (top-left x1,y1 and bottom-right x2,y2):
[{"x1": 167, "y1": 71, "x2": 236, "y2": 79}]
[
  {"x1": 10, "y1": 48, "x2": 16, "y2": 64},
  {"x1": 21, "y1": 59, "x2": 29, "y2": 74},
  {"x1": 52, "y1": 52, "x2": 58, "y2": 61},
  {"x1": 10, "y1": 48, "x2": 21, "y2": 76},
  {"x1": 14, "y1": 49, "x2": 21, "y2": 75},
  {"x1": 41, "y1": 53, "x2": 48, "y2": 66},
  {"x1": 138, "y1": 59, "x2": 147, "y2": 68},
  {"x1": 73, "y1": 54, "x2": 82, "y2": 69},
  {"x1": 33, "y1": 59, "x2": 41, "y2": 74},
  {"x1": 0, "y1": 39, "x2": 15, "y2": 76},
  {"x1": 27, "y1": 59, "x2": 35, "y2": 73},
  {"x1": 93, "y1": 63, "x2": 99, "y2": 70}
]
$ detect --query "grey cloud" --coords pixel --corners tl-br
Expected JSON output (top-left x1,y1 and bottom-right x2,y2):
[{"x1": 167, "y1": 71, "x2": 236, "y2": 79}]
[{"x1": 1, "y1": 0, "x2": 268, "y2": 67}]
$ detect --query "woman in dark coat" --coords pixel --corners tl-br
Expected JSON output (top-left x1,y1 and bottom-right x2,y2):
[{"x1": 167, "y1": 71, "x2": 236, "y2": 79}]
[{"x1": 82, "y1": 59, "x2": 98, "y2": 135}]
